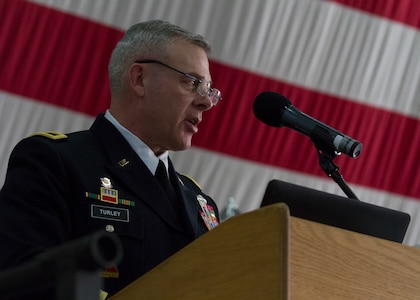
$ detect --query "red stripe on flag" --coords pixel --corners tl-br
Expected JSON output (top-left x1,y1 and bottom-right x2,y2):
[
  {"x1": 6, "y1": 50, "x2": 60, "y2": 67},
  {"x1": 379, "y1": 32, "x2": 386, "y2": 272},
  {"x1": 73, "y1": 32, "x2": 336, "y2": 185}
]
[
  {"x1": 0, "y1": 0, "x2": 122, "y2": 115},
  {"x1": 328, "y1": 0, "x2": 420, "y2": 29}
]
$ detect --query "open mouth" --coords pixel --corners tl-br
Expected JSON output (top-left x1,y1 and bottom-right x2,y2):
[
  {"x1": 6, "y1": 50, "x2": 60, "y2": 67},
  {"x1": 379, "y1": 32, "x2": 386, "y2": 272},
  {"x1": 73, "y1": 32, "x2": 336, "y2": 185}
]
[
  {"x1": 188, "y1": 118, "x2": 199, "y2": 126},
  {"x1": 185, "y1": 117, "x2": 200, "y2": 133}
]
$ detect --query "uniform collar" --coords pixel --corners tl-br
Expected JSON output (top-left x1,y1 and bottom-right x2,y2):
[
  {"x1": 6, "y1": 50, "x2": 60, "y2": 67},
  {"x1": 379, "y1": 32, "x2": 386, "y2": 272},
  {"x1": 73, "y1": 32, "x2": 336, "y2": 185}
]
[{"x1": 104, "y1": 110, "x2": 169, "y2": 174}]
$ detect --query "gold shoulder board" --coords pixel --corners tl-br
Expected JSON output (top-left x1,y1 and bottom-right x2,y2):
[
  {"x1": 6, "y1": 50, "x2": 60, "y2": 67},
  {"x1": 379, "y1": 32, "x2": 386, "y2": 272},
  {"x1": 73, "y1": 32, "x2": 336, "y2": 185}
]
[
  {"x1": 181, "y1": 174, "x2": 202, "y2": 190},
  {"x1": 30, "y1": 131, "x2": 68, "y2": 140}
]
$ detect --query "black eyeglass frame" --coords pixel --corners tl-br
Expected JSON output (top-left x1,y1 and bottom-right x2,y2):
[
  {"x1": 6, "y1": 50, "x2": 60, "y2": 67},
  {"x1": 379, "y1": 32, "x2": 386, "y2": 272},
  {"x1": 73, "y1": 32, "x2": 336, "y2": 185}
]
[{"x1": 135, "y1": 59, "x2": 222, "y2": 106}]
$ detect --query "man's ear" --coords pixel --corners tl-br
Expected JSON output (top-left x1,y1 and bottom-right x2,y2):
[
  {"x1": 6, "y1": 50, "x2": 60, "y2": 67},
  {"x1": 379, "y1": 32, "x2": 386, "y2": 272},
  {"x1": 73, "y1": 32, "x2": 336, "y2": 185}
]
[{"x1": 128, "y1": 63, "x2": 145, "y2": 96}]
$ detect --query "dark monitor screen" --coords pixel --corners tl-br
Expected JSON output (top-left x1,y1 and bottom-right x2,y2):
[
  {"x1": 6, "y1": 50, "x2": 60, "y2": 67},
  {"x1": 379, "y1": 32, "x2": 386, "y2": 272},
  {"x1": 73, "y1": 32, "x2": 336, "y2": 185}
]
[{"x1": 260, "y1": 180, "x2": 410, "y2": 243}]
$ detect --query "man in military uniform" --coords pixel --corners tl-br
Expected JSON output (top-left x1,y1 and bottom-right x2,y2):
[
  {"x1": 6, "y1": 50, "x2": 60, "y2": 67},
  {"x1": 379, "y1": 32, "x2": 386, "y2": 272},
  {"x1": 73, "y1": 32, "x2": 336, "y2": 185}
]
[{"x1": 0, "y1": 20, "x2": 221, "y2": 298}]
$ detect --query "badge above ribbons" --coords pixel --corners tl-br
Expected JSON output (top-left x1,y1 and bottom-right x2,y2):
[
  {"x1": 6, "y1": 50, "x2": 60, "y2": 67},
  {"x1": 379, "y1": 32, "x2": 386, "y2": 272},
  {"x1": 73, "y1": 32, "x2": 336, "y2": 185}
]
[{"x1": 85, "y1": 177, "x2": 135, "y2": 207}]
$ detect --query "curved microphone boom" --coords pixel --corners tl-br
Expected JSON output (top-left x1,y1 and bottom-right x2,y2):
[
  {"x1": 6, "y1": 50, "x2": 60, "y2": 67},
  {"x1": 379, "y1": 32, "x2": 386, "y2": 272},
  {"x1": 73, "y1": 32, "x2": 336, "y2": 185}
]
[{"x1": 253, "y1": 91, "x2": 363, "y2": 158}]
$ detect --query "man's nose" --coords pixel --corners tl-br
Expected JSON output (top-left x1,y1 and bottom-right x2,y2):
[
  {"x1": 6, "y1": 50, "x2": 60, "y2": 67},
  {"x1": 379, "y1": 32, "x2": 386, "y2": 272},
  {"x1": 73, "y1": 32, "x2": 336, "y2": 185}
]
[{"x1": 194, "y1": 94, "x2": 214, "y2": 111}]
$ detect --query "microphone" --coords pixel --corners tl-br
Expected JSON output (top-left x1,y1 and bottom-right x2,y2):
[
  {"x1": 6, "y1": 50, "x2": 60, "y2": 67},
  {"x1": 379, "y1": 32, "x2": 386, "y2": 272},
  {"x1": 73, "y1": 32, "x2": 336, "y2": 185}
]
[{"x1": 253, "y1": 91, "x2": 363, "y2": 158}]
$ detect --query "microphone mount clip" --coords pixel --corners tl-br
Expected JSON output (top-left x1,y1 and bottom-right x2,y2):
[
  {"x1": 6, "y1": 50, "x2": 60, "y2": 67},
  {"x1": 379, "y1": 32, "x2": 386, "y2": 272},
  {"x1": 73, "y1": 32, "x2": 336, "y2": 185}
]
[{"x1": 312, "y1": 137, "x2": 360, "y2": 200}]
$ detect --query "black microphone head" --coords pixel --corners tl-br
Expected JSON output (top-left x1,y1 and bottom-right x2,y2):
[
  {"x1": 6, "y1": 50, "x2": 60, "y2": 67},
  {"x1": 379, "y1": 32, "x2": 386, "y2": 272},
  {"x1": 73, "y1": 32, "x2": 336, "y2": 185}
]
[{"x1": 253, "y1": 92, "x2": 291, "y2": 127}]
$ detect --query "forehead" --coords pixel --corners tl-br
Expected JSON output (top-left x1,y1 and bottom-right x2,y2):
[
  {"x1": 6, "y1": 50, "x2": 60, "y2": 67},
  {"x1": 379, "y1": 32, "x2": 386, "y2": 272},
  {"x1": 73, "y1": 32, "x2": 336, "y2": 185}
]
[{"x1": 168, "y1": 39, "x2": 211, "y2": 79}]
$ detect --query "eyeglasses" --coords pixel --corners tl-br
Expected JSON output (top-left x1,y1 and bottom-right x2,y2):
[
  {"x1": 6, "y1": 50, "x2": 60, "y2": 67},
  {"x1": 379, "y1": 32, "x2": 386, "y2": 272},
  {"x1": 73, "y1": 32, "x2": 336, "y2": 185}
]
[{"x1": 135, "y1": 59, "x2": 222, "y2": 106}]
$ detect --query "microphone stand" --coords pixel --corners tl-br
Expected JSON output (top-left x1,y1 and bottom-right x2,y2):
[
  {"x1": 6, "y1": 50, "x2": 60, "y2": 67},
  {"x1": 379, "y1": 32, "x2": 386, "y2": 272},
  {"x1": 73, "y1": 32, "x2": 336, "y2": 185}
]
[{"x1": 313, "y1": 142, "x2": 360, "y2": 200}]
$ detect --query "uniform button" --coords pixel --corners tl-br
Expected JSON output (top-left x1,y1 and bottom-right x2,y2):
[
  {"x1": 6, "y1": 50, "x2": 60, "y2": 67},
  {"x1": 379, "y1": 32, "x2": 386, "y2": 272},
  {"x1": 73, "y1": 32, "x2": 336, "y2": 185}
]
[{"x1": 105, "y1": 224, "x2": 115, "y2": 232}]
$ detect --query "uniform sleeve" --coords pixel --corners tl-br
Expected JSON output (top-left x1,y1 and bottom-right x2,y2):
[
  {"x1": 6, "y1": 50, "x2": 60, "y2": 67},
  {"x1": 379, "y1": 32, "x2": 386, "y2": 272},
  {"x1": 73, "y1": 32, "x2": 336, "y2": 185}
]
[{"x1": 0, "y1": 137, "x2": 72, "y2": 270}]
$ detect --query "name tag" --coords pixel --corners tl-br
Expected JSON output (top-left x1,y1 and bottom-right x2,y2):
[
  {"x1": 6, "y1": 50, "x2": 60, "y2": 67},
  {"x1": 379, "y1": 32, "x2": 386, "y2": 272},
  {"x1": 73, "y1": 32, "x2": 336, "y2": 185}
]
[{"x1": 91, "y1": 204, "x2": 129, "y2": 222}]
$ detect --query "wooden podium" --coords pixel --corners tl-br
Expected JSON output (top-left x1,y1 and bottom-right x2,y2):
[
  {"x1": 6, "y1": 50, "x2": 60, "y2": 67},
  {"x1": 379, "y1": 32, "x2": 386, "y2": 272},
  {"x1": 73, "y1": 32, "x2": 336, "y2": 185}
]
[{"x1": 110, "y1": 204, "x2": 420, "y2": 299}]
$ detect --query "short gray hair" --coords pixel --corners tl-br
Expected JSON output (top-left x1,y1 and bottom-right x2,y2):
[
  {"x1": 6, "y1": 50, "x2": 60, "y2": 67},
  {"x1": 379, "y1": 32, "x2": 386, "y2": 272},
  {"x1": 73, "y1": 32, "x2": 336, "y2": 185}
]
[{"x1": 108, "y1": 20, "x2": 211, "y2": 95}]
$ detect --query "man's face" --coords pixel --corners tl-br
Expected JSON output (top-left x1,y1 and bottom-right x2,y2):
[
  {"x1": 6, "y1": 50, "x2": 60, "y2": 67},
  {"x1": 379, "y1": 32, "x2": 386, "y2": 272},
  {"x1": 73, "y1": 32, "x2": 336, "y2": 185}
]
[{"x1": 138, "y1": 39, "x2": 214, "y2": 155}]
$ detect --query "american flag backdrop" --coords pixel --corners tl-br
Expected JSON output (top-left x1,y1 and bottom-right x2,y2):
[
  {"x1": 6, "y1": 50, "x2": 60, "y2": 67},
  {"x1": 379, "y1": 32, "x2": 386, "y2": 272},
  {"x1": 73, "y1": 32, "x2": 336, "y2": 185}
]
[{"x1": 1, "y1": 0, "x2": 419, "y2": 244}]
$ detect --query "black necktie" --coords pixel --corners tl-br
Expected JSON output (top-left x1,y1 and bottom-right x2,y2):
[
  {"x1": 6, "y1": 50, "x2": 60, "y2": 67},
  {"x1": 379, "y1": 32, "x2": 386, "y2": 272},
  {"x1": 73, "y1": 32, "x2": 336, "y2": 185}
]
[{"x1": 155, "y1": 160, "x2": 178, "y2": 208}]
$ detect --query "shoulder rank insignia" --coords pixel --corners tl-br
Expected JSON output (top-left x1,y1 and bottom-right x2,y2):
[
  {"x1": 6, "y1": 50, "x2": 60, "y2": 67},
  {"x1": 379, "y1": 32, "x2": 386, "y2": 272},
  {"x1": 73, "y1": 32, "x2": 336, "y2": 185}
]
[{"x1": 30, "y1": 131, "x2": 68, "y2": 140}]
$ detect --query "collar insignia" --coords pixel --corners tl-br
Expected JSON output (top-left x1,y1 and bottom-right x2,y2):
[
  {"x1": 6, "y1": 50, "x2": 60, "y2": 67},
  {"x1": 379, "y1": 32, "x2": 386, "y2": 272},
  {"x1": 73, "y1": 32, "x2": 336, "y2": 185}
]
[{"x1": 118, "y1": 159, "x2": 129, "y2": 167}]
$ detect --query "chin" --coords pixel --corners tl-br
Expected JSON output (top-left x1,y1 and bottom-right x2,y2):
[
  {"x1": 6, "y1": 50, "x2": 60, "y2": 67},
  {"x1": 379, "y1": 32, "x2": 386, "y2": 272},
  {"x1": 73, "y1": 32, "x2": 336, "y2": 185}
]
[
  {"x1": 180, "y1": 136, "x2": 192, "y2": 149},
  {"x1": 178, "y1": 144, "x2": 191, "y2": 151},
  {"x1": 171, "y1": 140, "x2": 191, "y2": 152}
]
